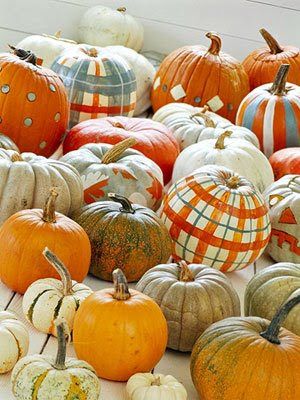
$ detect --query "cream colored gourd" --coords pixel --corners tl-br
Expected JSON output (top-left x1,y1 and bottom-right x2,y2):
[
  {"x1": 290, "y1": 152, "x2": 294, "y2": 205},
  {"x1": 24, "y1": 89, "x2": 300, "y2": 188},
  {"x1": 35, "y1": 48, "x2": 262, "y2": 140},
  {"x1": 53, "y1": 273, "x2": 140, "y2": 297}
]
[
  {"x1": 79, "y1": 5, "x2": 144, "y2": 52},
  {"x1": 136, "y1": 262, "x2": 240, "y2": 352},
  {"x1": 172, "y1": 132, "x2": 274, "y2": 192},
  {"x1": 0, "y1": 134, "x2": 19, "y2": 151},
  {"x1": 0, "y1": 311, "x2": 29, "y2": 374},
  {"x1": 245, "y1": 262, "x2": 300, "y2": 335},
  {"x1": 12, "y1": 321, "x2": 100, "y2": 400},
  {"x1": 126, "y1": 373, "x2": 187, "y2": 400},
  {"x1": 22, "y1": 248, "x2": 93, "y2": 336},
  {"x1": 17, "y1": 31, "x2": 77, "y2": 68},
  {"x1": 0, "y1": 149, "x2": 83, "y2": 225}
]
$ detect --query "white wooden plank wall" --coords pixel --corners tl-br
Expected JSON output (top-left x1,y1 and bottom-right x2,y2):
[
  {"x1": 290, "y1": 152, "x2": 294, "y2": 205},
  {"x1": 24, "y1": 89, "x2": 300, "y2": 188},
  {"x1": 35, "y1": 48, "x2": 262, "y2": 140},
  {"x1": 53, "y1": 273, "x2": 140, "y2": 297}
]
[{"x1": 0, "y1": 0, "x2": 300, "y2": 60}]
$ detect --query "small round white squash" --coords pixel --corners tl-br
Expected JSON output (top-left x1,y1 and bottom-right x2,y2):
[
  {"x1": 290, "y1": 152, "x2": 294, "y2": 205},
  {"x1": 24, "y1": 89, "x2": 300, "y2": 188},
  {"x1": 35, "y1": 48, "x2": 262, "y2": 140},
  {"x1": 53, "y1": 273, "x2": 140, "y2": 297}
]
[
  {"x1": 126, "y1": 373, "x2": 187, "y2": 400},
  {"x1": 0, "y1": 311, "x2": 29, "y2": 373},
  {"x1": 23, "y1": 248, "x2": 93, "y2": 336}
]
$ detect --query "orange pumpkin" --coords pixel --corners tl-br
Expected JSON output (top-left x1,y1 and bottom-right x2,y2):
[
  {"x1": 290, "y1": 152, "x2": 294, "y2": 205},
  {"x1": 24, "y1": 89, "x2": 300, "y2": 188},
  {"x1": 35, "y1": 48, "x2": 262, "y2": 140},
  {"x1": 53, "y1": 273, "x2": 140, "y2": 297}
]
[
  {"x1": 191, "y1": 294, "x2": 300, "y2": 400},
  {"x1": 0, "y1": 189, "x2": 91, "y2": 294},
  {"x1": 73, "y1": 268, "x2": 168, "y2": 382},
  {"x1": 269, "y1": 148, "x2": 300, "y2": 180},
  {"x1": 151, "y1": 32, "x2": 250, "y2": 122},
  {"x1": 0, "y1": 47, "x2": 69, "y2": 156},
  {"x1": 243, "y1": 29, "x2": 300, "y2": 90}
]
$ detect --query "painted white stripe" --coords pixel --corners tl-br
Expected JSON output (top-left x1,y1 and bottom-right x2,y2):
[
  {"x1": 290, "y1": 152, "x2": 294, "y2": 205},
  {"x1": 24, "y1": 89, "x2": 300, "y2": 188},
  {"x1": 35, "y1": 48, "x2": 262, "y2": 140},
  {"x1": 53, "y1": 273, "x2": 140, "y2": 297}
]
[{"x1": 263, "y1": 97, "x2": 276, "y2": 158}]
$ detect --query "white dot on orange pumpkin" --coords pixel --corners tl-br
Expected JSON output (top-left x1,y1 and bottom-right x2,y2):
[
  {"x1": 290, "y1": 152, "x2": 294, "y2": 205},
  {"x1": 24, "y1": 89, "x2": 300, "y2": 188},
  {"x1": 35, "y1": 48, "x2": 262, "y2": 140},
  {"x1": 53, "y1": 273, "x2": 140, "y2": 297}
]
[
  {"x1": 49, "y1": 84, "x2": 56, "y2": 92},
  {"x1": 1, "y1": 85, "x2": 10, "y2": 94},
  {"x1": 39, "y1": 141, "x2": 47, "y2": 149},
  {"x1": 54, "y1": 112, "x2": 61, "y2": 122},
  {"x1": 24, "y1": 118, "x2": 32, "y2": 127},
  {"x1": 27, "y1": 92, "x2": 36, "y2": 102}
]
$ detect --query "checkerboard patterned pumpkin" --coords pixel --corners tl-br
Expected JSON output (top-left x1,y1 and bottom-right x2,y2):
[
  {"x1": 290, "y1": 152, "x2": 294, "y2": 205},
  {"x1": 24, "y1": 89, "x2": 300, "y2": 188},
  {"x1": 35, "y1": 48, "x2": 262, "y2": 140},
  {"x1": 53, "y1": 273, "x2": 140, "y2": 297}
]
[
  {"x1": 51, "y1": 45, "x2": 137, "y2": 128},
  {"x1": 161, "y1": 165, "x2": 271, "y2": 272}
]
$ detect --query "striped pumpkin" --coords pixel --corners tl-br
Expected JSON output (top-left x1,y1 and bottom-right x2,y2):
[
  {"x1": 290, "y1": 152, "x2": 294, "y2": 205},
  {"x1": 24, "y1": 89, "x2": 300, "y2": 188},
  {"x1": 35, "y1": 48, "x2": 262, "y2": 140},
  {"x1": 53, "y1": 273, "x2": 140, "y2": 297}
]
[
  {"x1": 236, "y1": 64, "x2": 300, "y2": 158},
  {"x1": 51, "y1": 44, "x2": 137, "y2": 128},
  {"x1": 161, "y1": 165, "x2": 271, "y2": 272}
]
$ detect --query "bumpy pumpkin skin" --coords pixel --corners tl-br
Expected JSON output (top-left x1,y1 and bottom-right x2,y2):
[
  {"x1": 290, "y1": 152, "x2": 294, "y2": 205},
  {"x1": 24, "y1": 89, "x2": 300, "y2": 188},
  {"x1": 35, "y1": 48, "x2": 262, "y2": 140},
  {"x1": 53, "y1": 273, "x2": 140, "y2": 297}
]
[
  {"x1": 269, "y1": 148, "x2": 300, "y2": 180},
  {"x1": 191, "y1": 316, "x2": 300, "y2": 400},
  {"x1": 245, "y1": 262, "x2": 300, "y2": 335},
  {"x1": 136, "y1": 263, "x2": 240, "y2": 351},
  {"x1": 72, "y1": 197, "x2": 172, "y2": 282}
]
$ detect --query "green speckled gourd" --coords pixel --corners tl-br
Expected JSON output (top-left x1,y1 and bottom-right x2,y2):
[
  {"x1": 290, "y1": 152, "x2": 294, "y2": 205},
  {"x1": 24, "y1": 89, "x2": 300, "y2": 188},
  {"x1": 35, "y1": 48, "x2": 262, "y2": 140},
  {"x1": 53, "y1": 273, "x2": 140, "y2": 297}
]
[{"x1": 136, "y1": 261, "x2": 240, "y2": 351}]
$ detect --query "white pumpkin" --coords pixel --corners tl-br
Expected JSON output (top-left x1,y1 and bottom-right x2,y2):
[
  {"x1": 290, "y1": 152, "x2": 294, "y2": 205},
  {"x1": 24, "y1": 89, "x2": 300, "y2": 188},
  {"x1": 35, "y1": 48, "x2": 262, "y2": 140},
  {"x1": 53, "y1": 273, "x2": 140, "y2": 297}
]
[
  {"x1": 79, "y1": 5, "x2": 144, "y2": 52},
  {"x1": 106, "y1": 45, "x2": 155, "y2": 116},
  {"x1": 17, "y1": 31, "x2": 77, "y2": 68},
  {"x1": 172, "y1": 132, "x2": 274, "y2": 192},
  {"x1": 0, "y1": 311, "x2": 29, "y2": 373},
  {"x1": 0, "y1": 149, "x2": 83, "y2": 225},
  {"x1": 23, "y1": 248, "x2": 93, "y2": 336},
  {"x1": 126, "y1": 373, "x2": 187, "y2": 400}
]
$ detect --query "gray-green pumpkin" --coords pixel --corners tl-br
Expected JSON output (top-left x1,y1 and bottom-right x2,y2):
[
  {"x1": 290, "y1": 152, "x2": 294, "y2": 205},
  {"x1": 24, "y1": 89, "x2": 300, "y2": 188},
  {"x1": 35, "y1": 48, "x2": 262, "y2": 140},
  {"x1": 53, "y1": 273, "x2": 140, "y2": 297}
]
[{"x1": 136, "y1": 261, "x2": 240, "y2": 352}]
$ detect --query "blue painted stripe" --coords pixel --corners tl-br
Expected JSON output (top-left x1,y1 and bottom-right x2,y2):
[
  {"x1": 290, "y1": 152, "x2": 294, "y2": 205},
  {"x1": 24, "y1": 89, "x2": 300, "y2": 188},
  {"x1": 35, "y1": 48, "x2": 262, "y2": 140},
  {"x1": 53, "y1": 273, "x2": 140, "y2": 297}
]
[
  {"x1": 242, "y1": 94, "x2": 266, "y2": 130},
  {"x1": 283, "y1": 97, "x2": 300, "y2": 147}
]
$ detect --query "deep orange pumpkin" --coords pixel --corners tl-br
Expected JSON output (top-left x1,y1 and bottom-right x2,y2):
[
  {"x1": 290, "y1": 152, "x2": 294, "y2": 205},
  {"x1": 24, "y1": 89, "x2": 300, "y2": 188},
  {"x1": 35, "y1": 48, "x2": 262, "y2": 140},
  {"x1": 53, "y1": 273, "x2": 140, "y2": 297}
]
[
  {"x1": 0, "y1": 189, "x2": 91, "y2": 294},
  {"x1": 151, "y1": 32, "x2": 250, "y2": 122},
  {"x1": 269, "y1": 148, "x2": 300, "y2": 180},
  {"x1": 63, "y1": 117, "x2": 179, "y2": 184},
  {"x1": 243, "y1": 29, "x2": 300, "y2": 90},
  {"x1": 0, "y1": 47, "x2": 69, "y2": 156},
  {"x1": 73, "y1": 269, "x2": 168, "y2": 381}
]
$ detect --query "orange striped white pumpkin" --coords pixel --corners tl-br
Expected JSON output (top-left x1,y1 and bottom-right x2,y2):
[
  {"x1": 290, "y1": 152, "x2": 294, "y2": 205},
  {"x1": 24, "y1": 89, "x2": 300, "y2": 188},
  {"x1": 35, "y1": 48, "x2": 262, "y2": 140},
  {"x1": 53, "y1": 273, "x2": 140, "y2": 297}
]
[{"x1": 236, "y1": 64, "x2": 300, "y2": 158}]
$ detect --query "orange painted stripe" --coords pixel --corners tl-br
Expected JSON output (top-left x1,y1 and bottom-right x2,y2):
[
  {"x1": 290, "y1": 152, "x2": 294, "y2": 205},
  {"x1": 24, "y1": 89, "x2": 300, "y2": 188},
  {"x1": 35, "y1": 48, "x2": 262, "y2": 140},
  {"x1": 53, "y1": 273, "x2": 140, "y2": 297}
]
[{"x1": 273, "y1": 97, "x2": 286, "y2": 152}]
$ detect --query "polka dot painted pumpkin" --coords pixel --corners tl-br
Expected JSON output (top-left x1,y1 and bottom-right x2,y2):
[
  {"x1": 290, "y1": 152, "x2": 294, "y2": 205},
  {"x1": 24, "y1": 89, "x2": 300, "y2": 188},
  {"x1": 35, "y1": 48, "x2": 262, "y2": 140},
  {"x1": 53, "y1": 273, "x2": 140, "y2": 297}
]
[
  {"x1": 151, "y1": 32, "x2": 250, "y2": 122},
  {"x1": 161, "y1": 165, "x2": 271, "y2": 272},
  {"x1": 0, "y1": 47, "x2": 69, "y2": 156}
]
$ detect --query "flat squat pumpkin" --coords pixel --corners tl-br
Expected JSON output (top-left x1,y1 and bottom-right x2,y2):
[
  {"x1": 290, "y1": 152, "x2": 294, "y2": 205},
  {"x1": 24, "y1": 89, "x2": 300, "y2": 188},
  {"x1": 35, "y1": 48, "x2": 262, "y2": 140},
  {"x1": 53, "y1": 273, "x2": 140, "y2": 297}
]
[{"x1": 72, "y1": 193, "x2": 172, "y2": 282}]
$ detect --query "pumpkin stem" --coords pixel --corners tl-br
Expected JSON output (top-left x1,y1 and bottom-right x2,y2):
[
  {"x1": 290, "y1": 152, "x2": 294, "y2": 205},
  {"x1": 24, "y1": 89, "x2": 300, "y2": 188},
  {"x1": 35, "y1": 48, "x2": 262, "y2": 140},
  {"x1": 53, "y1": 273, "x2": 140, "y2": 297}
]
[
  {"x1": 10, "y1": 152, "x2": 23, "y2": 162},
  {"x1": 151, "y1": 376, "x2": 161, "y2": 386},
  {"x1": 54, "y1": 30, "x2": 62, "y2": 39},
  {"x1": 259, "y1": 28, "x2": 283, "y2": 55},
  {"x1": 112, "y1": 268, "x2": 131, "y2": 300},
  {"x1": 206, "y1": 32, "x2": 222, "y2": 56},
  {"x1": 260, "y1": 294, "x2": 300, "y2": 344},
  {"x1": 101, "y1": 138, "x2": 137, "y2": 164},
  {"x1": 269, "y1": 64, "x2": 290, "y2": 96},
  {"x1": 108, "y1": 193, "x2": 135, "y2": 214},
  {"x1": 189, "y1": 112, "x2": 216, "y2": 128},
  {"x1": 43, "y1": 248, "x2": 73, "y2": 296},
  {"x1": 117, "y1": 6, "x2": 126, "y2": 12},
  {"x1": 215, "y1": 131, "x2": 232, "y2": 149},
  {"x1": 54, "y1": 320, "x2": 69, "y2": 370},
  {"x1": 42, "y1": 188, "x2": 58, "y2": 223},
  {"x1": 179, "y1": 261, "x2": 194, "y2": 282},
  {"x1": 87, "y1": 47, "x2": 98, "y2": 57},
  {"x1": 226, "y1": 175, "x2": 240, "y2": 189},
  {"x1": 8, "y1": 45, "x2": 37, "y2": 66},
  {"x1": 111, "y1": 121, "x2": 125, "y2": 129}
]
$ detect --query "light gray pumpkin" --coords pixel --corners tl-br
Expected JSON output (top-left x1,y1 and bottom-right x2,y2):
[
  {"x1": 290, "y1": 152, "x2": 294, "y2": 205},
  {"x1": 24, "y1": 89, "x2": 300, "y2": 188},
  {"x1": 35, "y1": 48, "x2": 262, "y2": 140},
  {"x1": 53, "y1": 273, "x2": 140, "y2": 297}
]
[
  {"x1": 136, "y1": 261, "x2": 240, "y2": 352},
  {"x1": 0, "y1": 134, "x2": 19, "y2": 151},
  {"x1": 245, "y1": 262, "x2": 300, "y2": 335}
]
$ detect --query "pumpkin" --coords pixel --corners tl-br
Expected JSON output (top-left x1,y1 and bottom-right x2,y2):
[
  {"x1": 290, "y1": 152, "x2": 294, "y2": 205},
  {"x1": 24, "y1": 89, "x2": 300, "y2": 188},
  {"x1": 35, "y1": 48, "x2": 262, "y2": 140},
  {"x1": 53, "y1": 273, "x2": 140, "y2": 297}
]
[
  {"x1": 0, "y1": 134, "x2": 19, "y2": 151},
  {"x1": 61, "y1": 138, "x2": 164, "y2": 210},
  {"x1": 78, "y1": 5, "x2": 144, "y2": 52},
  {"x1": 172, "y1": 131, "x2": 274, "y2": 192},
  {"x1": 126, "y1": 373, "x2": 188, "y2": 400},
  {"x1": 161, "y1": 165, "x2": 271, "y2": 272},
  {"x1": 17, "y1": 31, "x2": 77, "y2": 68},
  {"x1": 151, "y1": 32, "x2": 250, "y2": 122},
  {"x1": 264, "y1": 175, "x2": 300, "y2": 263},
  {"x1": 105, "y1": 46, "x2": 155, "y2": 116},
  {"x1": 23, "y1": 248, "x2": 93, "y2": 336},
  {"x1": 0, "y1": 311, "x2": 29, "y2": 374},
  {"x1": 236, "y1": 64, "x2": 300, "y2": 157},
  {"x1": 136, "y1": 261, "x2": 240, "y2": 351},
  {"x1": 0, "y1": 188, "x2": 91, "y2": 294},
  {"x1": 190, "y1": 295, "x2": 300, "y2": 400},
  {"x1": 0, "y1": 47, "x2": 69, "y2": 156},
  {"x1": 12, "y1": 321, "x2": 100, "y2": 399},
  {"x1": 51, "y1": 44, "x2": 136, "y2": 128},
  {"x1": 245, "y1": 262, "x2": 300, "y2": 336},
  {"x1": 72, "y1": 193, "x2": 172, "y2": 282},
  {"x1": 73, "y1": 268, "x2": 168, "y2": 381},
  {"x1": 0, "y1": 149, "x2": 83, "y2": 225},
  {"x1": 243, "y1": 28, "x2": 300, "y2": 90},
  {"x1": 269, "y1": 147, "x2": 300, "y2": 180},
  {"x1": 63, "y1": 116, "x2": 179, "y2": 183}
]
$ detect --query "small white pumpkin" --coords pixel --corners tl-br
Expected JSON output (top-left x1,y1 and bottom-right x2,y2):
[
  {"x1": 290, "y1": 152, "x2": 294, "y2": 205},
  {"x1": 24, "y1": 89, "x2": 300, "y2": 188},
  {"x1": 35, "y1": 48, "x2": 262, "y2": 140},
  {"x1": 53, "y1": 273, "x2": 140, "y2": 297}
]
[
  {"x1": 12, "y1": 320, "x2": 100, "y2": 400},
  {"x1": 79, "y1": 5, "x2": 144, "y2": 52},
  {"x1": 17, "y1": 31, "x2": 77, "y2": 68},
  {"x1": 23, "y1": 248, "x2": 93, "y2": 336},
  {"x1": 172, "y1": 131, "x2": 274, "y2": 192},
  {"x1": 126, "y1": 373, "x2": 187, "y2": 400},
  {"x1": 0, "y1": 311, "x2": 29, "y2": 373}
]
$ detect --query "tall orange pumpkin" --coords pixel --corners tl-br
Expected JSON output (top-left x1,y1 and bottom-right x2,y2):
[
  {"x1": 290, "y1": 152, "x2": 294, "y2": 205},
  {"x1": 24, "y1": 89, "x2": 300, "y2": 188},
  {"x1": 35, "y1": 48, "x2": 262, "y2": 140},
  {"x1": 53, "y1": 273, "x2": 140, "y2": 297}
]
[
  {"x1": 243, "y1": 29, "x2": 300, "y2": 90},
  {"x1": 151, "y1": 32, "x2": 250, "y2": 122},
  {"x1": 0, "y1": 47, "x2": 69, "y2": 156}
]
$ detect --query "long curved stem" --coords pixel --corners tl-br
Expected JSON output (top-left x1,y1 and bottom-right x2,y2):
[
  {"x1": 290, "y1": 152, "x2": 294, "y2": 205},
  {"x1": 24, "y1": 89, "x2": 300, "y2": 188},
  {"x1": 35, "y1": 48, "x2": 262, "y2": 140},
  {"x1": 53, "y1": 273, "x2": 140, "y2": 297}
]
[
  {"x1": 269, "y1": 64, "x2": 290, "y2": 96},
  {"x1": 43, "y1": 248, "x2": 73, "y2": 296},
  {"x1": 108, "y1": 193, "x2": 135, "y2": 213},
  {"x1": 54, "y1": 321, "x2": 68, "y2": 370},
  {"x1": 259, "y1": 28, "x2": 283, "y2": 54},
  {"x1": 206, "y1": 32, "x2": 222, "y2": 56},
  {"x1": 42, "y1": 189, "x2": 58, "y2": 223},
  {"x1": 101, "y1": 138, "x2": 137, "y2": 164}
]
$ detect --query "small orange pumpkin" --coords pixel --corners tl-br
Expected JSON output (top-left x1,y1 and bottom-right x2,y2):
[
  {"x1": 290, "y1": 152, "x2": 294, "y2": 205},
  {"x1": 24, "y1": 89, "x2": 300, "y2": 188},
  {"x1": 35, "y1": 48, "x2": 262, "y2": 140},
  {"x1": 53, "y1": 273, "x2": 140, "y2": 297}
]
[
  {"x1": 73, "y1": 268, "x2": 168, "y2": 382},
  {"x1": 269, "y1": 148, "x2": 300, "y2": 180}
]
